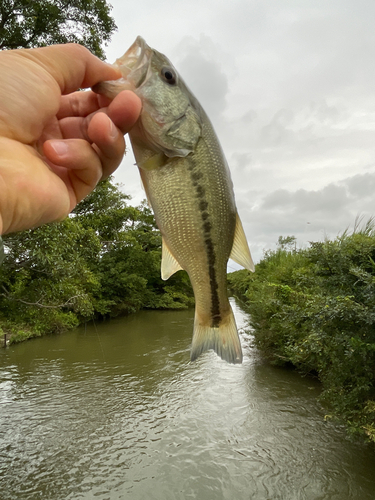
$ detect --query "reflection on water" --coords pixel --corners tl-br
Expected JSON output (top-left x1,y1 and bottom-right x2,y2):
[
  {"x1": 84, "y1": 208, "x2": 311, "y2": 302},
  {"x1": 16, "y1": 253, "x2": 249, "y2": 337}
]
[{"x1": 1, "y1": 300, "x2": 375, "y2": 499}]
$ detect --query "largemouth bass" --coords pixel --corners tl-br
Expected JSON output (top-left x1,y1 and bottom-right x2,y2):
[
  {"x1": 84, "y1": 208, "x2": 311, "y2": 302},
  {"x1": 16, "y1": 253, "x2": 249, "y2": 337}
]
[{"x1": 94, "y1": 37, "x2": 254, "y2": 363}]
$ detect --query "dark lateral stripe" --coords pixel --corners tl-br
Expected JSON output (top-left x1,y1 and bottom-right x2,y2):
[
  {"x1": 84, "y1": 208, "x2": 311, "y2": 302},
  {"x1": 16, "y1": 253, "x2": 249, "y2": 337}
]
[{"x1": 188, "y1": 164, "x2": 221, "y2": 327}]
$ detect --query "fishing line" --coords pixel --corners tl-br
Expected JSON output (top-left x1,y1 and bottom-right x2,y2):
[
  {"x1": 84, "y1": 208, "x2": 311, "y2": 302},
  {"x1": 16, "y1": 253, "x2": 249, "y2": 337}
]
[{"x1": 92, "y1": 317, "x2": 105, "y2": 361}]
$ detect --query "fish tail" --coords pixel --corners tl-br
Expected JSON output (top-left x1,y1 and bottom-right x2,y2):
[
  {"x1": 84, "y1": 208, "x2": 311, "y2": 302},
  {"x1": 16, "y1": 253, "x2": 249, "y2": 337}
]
[{"x1": 190, "y1": 307, "x2": 243, "y2": 364}]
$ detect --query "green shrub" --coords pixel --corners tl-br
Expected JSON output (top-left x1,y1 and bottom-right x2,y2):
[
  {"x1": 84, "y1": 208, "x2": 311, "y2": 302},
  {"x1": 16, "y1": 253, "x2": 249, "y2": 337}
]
[{"x1": 228, "y1": 227, "x2": 375, "y2": 443}]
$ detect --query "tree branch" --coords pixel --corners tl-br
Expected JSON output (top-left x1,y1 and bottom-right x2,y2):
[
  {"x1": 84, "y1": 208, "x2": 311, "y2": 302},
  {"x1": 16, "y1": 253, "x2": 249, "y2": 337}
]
[{"x1": 1, "y1": 286, "x2": 84, "y2": 309}]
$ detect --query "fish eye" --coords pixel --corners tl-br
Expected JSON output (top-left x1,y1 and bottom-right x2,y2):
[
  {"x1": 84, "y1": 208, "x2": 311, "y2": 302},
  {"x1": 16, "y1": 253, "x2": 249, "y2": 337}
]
[{"x1": 161, "y1": 67, "x2": 176, "y2": 85}]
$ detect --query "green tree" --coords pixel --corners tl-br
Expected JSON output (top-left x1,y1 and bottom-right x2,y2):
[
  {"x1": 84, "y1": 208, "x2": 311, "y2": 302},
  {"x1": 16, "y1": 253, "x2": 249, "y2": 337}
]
[
  {"x1": 0, "y1": 0, "x2": 116, "y2": 57},
  {"x1": 277, "y1": 235, "x2": 297, "y2": 251},
  {"x1": 0, "y1": 178, "x2": 194, "y2": 342},
  {"x1": 0, "y1": 217, "x2": 102, "y2": 341}
]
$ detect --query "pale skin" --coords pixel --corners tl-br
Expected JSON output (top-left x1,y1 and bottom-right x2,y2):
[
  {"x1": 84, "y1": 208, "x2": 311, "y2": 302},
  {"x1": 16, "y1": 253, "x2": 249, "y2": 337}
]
[{"x1": 0, "y1": 43, "x2": 142, "y2": 235}]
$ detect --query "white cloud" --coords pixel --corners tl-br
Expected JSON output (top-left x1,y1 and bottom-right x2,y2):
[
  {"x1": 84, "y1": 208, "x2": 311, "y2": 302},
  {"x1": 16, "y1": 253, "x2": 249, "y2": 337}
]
[
  {"x1": 171, "y1": 35, "x2": 230, "y2": 128},
  {"x1": 241, "y1": 172, "x2": 375, "y2": 261}
]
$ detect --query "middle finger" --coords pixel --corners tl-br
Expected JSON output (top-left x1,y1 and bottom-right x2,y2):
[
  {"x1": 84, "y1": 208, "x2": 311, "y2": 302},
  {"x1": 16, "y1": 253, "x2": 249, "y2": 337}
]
[{"x1": 58, "y1": 114, "x2": 97, "y2": 142}]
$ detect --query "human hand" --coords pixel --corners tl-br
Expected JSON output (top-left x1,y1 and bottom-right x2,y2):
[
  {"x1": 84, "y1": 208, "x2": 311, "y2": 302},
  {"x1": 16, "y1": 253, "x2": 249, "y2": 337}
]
[{"x1": 0, "y1": 44, "x2": 142, "y2": 235}]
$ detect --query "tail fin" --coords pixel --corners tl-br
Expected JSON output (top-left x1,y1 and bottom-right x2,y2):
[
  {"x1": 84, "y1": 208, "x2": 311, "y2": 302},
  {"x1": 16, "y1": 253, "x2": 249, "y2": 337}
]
[{"x1": 190, "y1": 307, "x2": 243, "y2": 364}]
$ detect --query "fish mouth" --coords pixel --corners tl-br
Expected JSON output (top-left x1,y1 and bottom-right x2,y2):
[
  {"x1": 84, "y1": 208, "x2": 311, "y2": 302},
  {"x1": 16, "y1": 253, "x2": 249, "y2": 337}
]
[{"x1": 114, "y1": 36, "x2": 152, "y2": 88}]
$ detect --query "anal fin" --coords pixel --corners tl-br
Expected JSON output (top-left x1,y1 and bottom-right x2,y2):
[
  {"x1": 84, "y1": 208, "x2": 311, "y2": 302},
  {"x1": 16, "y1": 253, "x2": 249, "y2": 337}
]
[{"x1": 230, "y1": 213, "x2": 255, "y2": 272}]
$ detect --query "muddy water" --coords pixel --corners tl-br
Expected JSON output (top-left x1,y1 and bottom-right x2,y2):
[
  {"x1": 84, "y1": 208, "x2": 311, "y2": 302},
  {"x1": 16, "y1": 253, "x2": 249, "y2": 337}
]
[{"x1": 1, "y1": 300, "x2": 375, "y2": 499}]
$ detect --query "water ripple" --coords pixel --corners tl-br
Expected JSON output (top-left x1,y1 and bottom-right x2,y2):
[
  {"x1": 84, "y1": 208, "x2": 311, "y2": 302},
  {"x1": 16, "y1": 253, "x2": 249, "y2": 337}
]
[{"x1": 1, "y1": 301, "x2": 375, "y2": 499}]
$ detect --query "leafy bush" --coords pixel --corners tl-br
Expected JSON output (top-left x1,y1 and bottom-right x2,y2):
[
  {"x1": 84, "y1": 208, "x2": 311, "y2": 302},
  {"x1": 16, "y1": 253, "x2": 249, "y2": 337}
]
[{"x1": 228, "y1": 226, "x2": 375, "y2": 443}]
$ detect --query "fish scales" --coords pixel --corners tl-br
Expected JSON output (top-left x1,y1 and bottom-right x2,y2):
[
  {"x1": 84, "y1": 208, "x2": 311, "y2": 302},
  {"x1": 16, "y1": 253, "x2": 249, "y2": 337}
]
[
  {"x1": 138, "y1": 119, "x2": 236, "y2": 329},
  {"x1": 93, "y1": 36, "x2": 254, "y2": 364}
]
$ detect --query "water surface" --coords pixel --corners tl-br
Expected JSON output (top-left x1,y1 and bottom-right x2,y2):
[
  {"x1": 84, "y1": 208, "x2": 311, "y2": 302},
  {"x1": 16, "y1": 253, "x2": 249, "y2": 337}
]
[{"x1": 1, "y1": 300, "x2": 375, "y2": 499}]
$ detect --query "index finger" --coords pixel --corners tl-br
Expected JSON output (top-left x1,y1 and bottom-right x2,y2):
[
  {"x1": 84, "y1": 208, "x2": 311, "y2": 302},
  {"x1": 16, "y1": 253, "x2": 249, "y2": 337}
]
[{"x1": 57, "y1": 91, "x2": 112, "y2": 119}]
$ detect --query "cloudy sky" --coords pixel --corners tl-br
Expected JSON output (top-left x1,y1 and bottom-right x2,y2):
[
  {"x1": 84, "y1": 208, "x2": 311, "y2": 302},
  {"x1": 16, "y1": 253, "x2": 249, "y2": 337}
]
[{"x1": 103, "y1": 0, "x2": 375, "y2": 264}]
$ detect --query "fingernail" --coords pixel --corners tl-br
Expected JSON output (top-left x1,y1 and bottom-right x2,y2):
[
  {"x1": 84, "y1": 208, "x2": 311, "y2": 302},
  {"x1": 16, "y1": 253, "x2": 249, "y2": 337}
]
[
  {"x1": 109, "y1": 120, "x2": 118, "y2": 140},
  {"x1": 49, "y1": 141, "x2": 69, "y2": 157}
]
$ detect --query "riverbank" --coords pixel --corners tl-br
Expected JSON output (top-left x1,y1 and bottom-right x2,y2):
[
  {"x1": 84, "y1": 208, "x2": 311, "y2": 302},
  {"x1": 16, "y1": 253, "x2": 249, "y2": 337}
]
[
  {"x1": 0, "y1": 179, "x2": 194, "y2": 348},
  {"x1": 1, "y1": 296, "x2": 196, "y2": 347},
  {"x1": 228, "y1": 227, "x2": 375, "y2": 444}
]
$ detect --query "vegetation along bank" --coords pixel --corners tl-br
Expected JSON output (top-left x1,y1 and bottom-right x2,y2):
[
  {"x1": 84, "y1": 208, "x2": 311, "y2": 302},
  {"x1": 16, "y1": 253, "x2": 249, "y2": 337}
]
[
  {"x1": 0, "y1": 179, "x2": 194, "y2": 344},
  {"x1": 228, "y1": 228, "x2": 375, "y2": 444}
]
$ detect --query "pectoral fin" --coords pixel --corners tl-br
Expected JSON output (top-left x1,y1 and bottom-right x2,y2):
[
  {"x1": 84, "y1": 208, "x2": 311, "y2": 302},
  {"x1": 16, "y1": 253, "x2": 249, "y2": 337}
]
[
  {"x1": 139, "y1": 152, "x2": 168, "y2": 171},
  {"x1": 229, "y1": 214, "x2": 255, "y2": 272},
  {"x1": 161, "y1": 239, "x2": 183, "y2": 280}
]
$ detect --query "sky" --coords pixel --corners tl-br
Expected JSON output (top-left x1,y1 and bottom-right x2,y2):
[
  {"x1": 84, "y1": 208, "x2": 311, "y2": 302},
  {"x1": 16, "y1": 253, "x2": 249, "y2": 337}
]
[{"x1": 102, "y1": 0, "x2": 375, "y2": 264}]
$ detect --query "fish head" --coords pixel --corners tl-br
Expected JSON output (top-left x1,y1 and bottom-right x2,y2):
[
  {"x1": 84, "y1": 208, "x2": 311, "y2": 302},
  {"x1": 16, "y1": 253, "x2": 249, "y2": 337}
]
[{"x1": 93, "y1": 36, "x2": 202, "y2": 159}]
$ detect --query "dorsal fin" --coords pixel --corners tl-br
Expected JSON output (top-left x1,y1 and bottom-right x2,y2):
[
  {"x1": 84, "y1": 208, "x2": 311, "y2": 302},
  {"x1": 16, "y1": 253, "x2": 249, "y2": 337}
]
[
  {"x1": 161, "y1": 238, "x2": 183, "y2": 280},
  {"x1": 230, "y1": 213, "x2": 255, "y2": 272}
]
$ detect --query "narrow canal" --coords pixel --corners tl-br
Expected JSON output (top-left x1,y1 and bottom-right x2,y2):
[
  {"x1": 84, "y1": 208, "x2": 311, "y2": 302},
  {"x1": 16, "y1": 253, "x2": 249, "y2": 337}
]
[{"x1": 1, "y1": 300, "x2": 374, "y2": 499}]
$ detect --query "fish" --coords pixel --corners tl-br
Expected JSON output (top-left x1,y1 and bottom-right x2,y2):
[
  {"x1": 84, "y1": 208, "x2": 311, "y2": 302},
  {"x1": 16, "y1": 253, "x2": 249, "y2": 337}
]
[{"x1": 93, "y1": 36, "x2": 254, "y2": 363}]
